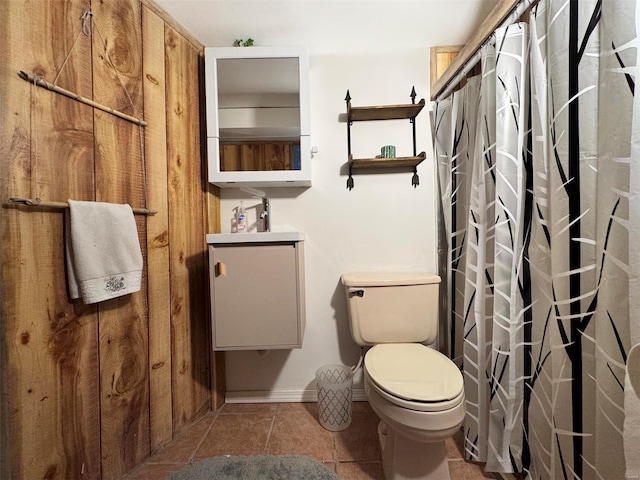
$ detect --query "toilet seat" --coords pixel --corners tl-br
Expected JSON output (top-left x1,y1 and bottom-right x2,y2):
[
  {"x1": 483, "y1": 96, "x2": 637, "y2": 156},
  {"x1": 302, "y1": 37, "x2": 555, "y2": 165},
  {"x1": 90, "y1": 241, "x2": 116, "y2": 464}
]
[{"x1": 365, "y1": 343, "x2": 464, "y2": 412}]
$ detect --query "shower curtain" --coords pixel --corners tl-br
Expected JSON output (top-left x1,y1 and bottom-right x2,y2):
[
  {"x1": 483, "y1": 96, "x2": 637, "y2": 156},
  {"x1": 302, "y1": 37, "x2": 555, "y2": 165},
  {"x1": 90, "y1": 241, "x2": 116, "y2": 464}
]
[{"x1": 433, "y1": 0, "x2": 640, "y2": 478}]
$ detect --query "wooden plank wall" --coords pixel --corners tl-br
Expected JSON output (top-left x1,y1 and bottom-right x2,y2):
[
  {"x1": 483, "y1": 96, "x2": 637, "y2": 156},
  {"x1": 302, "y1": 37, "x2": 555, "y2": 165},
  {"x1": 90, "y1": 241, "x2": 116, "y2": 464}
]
[
  {"x1": 220, "y1": 142, "x2": 296, "y2": 171},
  {"x1": 430, "y1": 0, "x2": 523, "y2": 100},
  {"x1": 165, "y1": 25, "x2": 211, "y2": 431},
  {"x1": 430, "y1": 46, "x2": 463, "y2": 91},
  {"x1": 0, "y1": 0, "x2": 217, "y2": 478}
]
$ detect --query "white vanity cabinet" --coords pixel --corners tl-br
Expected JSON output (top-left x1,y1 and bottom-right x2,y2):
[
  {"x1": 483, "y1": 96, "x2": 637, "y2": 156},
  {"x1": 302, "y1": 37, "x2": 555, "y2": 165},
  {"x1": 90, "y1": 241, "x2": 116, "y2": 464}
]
[
  {"x1": 205, "y1": 46, "x2": 311, "y2": 187},
  {"x1": 207, "y1": 233, "x2": 306, "y2": 350}
]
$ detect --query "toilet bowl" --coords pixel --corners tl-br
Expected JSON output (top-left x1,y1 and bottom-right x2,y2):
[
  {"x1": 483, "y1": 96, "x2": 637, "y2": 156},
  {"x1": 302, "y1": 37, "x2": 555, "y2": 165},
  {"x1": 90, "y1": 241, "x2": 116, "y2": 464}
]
[
  {"x1": 341, "y1": 272, "x2": 465, "y2": 480},
  {"x1": 364, "y1": 343, "x2": 465, "y2": 480}
]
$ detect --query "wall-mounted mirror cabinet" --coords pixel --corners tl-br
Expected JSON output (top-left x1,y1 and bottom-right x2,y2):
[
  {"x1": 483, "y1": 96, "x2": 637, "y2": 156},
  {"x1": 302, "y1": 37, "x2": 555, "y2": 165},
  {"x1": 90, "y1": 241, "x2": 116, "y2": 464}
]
[{"x1": 205, "y1": 46, "x2": 311, "y2": 187}]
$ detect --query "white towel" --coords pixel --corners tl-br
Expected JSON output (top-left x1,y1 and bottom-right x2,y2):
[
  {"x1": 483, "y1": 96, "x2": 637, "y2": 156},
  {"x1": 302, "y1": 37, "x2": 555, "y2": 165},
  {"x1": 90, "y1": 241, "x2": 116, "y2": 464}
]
[{"x1": 65, "y1": 199, "x2": 143, "y2": 304}]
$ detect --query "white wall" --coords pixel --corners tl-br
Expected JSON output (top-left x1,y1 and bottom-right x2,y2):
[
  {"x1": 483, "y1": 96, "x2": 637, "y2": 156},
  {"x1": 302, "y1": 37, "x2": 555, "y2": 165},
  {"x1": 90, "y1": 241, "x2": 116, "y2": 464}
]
[
  {"x1": 158, "y1": 1, "x2": 497, "y2": 56},
  {"x1": 157, "y1": 0, "x2": 498, "y2": 401},
  {"x1": 219, "y1": 49, "x2": 438, "y2": 401}
]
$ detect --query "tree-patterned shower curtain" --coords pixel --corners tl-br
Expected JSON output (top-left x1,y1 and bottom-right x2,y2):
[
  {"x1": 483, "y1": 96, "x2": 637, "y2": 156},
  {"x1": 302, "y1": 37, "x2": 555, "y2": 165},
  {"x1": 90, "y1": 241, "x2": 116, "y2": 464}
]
[{"x1": 433, "y1": 0, "x2": 640, "y2": 478}]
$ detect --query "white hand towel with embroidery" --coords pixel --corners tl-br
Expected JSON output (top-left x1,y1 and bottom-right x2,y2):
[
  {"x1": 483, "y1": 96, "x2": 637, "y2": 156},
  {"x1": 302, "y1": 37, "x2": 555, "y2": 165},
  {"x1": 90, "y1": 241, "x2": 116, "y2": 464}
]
[{"x1": 65, "y1": 199, "x2": 143, "y2": 304}]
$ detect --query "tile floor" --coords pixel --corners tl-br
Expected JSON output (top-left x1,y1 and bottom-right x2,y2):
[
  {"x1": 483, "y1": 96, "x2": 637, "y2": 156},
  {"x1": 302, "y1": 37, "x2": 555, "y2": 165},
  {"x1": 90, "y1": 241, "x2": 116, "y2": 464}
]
[{"x1": 124, "y1": 402, "x2": 496, "y2": 480}]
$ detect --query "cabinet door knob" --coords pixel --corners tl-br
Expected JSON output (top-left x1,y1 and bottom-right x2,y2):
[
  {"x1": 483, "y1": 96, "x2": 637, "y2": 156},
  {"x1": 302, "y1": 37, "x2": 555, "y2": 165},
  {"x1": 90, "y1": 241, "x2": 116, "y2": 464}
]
[{"x1": 216, "y1": 261, "x2": 227, "y2": 277}]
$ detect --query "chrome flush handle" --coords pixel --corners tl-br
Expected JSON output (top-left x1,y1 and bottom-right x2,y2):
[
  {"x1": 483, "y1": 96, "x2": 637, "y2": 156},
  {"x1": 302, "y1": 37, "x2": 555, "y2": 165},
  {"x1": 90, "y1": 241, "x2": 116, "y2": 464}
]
[{"x1": 348, "y1": 289, "x2": 365, "y2": 298}]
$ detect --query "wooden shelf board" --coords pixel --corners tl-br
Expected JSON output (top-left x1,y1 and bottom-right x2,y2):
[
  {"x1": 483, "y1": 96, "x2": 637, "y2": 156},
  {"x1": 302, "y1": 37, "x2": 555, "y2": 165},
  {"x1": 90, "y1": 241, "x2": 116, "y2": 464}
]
[
  {"x1": 348, "y1": 99, "x2": 425, "y2": 122},
  {"x1": 349, "y1": 152, "x2": 426, "y2": 169}
]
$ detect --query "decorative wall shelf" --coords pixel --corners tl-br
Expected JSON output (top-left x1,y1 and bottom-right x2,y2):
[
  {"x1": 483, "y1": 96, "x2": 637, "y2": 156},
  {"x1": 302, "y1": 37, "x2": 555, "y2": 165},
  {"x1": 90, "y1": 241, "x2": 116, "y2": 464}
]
[
  {"x1": 345, "y1": 88, "x2": 426, "y2": 190},
  {"x1": 347, "y1": 101, "x2": 425, "y2": 122},
  {"x1": 348, "y1": 152, "x2": 426, "y2": 169}
]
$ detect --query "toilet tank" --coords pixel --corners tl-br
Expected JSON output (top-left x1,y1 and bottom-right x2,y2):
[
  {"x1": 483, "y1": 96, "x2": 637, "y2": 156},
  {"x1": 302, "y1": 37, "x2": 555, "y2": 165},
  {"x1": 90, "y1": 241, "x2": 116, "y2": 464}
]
[{"x1": 341, "y1": 272, "x2": 441, "y2": 346}]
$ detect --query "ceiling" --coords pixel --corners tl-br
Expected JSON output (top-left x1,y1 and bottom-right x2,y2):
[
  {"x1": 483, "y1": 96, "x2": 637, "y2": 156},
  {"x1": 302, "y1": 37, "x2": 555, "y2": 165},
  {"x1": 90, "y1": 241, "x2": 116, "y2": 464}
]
[{"x1": 155, "y1": 0, "x2": 498, "y2": 54}]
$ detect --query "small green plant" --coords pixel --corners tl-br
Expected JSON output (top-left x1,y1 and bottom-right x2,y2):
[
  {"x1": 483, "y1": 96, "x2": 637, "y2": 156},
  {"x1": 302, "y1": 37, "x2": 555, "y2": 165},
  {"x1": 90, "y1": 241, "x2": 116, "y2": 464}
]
[{"x1": 233, "y1": 38, "x2": 254, "y2": 47}]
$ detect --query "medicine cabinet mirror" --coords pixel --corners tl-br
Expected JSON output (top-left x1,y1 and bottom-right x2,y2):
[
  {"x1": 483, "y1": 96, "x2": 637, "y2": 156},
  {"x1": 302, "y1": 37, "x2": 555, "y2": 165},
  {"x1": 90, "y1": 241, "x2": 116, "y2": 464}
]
[{"x1": 205, "y1": 46, "x2": 311, "y2": 187}]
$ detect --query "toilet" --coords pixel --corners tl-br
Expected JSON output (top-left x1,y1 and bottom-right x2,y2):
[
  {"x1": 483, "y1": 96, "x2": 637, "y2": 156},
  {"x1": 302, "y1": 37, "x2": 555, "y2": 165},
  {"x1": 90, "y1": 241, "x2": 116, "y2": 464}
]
[{"x1": 341, "y1": 272, "x2": 465, "y2": 480}]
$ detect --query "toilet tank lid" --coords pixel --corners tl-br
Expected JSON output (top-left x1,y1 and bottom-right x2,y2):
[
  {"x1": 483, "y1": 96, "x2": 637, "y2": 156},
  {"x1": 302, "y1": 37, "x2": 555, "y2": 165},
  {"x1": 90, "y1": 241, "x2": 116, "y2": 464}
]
[{"x1": 341, "y1": 272, "x2": 441, "y2": 287}]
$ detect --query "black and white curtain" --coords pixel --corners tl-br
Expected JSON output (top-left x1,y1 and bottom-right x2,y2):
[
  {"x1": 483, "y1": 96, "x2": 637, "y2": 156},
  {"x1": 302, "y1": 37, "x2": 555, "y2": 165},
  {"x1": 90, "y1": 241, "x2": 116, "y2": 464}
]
[{"x1": 433, "y1": 0, "x2": 640, "y2": 478}]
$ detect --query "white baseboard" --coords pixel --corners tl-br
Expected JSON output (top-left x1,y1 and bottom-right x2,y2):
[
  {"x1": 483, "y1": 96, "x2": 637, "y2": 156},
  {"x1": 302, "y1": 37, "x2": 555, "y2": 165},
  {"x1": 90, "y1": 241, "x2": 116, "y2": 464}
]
[{"x1": 225, "y1": 388, "x2": 368, "y2": 404}]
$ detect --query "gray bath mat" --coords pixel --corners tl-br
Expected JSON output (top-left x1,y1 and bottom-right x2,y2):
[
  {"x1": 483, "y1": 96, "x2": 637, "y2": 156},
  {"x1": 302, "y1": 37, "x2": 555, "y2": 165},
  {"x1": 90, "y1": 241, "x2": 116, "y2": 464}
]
[{"x1": 167, "y1": 455, "x2": 339, "y2": 480}]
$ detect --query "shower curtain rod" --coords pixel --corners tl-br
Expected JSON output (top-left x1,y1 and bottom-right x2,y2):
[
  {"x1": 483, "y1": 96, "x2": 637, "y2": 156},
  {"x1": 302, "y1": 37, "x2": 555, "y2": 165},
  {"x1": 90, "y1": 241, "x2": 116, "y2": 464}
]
[{"x1": 431, "y1": 0, "x2": 539, "y2": 101}]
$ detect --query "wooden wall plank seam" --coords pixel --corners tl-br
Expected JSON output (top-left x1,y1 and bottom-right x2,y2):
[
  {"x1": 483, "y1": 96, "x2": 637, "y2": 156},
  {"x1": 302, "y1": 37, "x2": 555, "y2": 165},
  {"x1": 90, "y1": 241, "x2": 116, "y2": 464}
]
[
  {"x1": 140, "y1": 0, "x2": 204, "y2": 53},
  {"x1": 92, "y1": 1, "x2": 150, "y2": 478},
  {"x1": 142, "y1": 5, "x2": 173, "y2": 452},
  {"x1": 166, "y1": 24, "x2": 211, "y2": 432}
]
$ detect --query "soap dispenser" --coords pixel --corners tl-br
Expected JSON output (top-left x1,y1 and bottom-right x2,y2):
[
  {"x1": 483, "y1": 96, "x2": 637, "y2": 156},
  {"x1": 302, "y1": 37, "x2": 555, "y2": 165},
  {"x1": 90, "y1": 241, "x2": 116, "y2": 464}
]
[{"x1": 236, "y1": 202, "x2": 248, "y2": 233}]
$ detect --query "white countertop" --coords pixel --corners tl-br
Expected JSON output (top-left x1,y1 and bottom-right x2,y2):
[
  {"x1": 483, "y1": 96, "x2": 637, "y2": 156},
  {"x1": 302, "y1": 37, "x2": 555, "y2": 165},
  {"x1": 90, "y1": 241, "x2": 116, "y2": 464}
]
[{"x1": 206, "y1": 231, "x2": 305, "y2": 244}]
